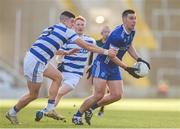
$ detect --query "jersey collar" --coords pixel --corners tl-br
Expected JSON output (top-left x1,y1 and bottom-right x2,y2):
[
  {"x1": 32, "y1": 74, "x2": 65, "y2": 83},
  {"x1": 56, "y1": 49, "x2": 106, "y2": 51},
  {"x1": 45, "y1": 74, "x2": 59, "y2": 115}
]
[
  {"x1": 58, "y1": 23, "x2": 67, "y2": 28},
  {"x1": 122, "y1": 25, "x2": 135, "y2": 35}
]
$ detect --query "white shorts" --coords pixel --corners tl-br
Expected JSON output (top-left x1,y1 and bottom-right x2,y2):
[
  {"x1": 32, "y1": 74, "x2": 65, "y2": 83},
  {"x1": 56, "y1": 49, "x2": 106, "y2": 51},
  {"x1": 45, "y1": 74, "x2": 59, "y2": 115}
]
[
  {"x1": 62, "y1": 72, "x2": 81, "y2": 89},
  {"x1": 23, "y1": 52, "x2": 48, "y2": 83}
]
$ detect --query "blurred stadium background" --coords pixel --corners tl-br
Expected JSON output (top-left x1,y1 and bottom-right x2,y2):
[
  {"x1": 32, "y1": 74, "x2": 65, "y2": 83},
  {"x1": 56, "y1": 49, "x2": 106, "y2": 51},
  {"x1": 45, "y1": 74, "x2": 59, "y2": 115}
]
[{"x1": 0, "y1": 0, "x2": 180, "y2": 99}]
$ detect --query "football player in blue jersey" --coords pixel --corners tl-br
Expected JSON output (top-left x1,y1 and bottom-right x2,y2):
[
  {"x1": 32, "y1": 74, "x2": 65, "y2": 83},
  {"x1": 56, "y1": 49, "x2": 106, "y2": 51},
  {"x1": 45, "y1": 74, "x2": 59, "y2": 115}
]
[
  {"x1": 35, "y1": 16, "x2": 97, "y2": 122},
  {"x1": 87, "y1": 25, "x2": 111, "y2": 117},
  {"x1": 5, "y1": 11, "x2": 117, "y2": 124},
  {"x1": 72, "y1": 9, "x2": 150, "y2": 125}
]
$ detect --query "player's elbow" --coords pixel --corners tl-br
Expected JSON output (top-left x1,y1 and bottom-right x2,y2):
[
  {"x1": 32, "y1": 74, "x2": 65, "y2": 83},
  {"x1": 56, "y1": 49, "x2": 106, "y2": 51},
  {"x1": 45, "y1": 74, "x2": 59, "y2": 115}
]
[{"x1": 109, "y1": 56, "x2": 116, "y2": 60}]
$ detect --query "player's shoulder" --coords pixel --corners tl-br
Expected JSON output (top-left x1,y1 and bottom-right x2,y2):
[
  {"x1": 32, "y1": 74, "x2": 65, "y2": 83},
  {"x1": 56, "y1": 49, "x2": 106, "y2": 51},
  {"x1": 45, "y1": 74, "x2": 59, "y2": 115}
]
[
  {"x1": 54, "y1": 23, "x2": 68, "y2": 31},
  {"x1": 113, "y1": 25, "x2": 123, "y2": 33},
  {"x1": 82, "y1": 34, "x2": 96, "y2": 44},
  {"x1": 82, "y1": 34, "x2": 92, "y2": 39},
  {"x1": 107, "y1": 25, "x2": 122, "y2": 40},
  {"x1": 54, "y1": 23, "x2": 76, "y2": 34},
  {"x1": 111, "y1": 24, "x2": 135, "y2": 37},
  {"x1": 107, "y1": 25, "x2": 122, "y2": 39}
]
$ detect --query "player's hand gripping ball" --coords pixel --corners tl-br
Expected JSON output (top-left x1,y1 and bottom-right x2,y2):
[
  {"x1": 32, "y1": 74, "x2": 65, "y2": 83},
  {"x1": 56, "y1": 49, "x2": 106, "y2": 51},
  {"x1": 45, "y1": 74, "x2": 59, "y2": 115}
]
[{"x1": 133, "y1": 61, "x2": 150, "y2": 77}]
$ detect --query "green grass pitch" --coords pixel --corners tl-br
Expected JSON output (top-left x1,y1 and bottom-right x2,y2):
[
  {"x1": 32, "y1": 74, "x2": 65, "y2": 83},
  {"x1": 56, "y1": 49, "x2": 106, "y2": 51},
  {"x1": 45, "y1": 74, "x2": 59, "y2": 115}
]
[{"x1": 0, "y1": 98, "x2": 180, "y2": 128}]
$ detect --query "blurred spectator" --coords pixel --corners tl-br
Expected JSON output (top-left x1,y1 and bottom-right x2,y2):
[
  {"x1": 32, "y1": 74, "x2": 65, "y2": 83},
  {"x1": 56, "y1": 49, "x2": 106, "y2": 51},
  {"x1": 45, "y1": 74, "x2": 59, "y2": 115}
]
[
  {"x1": 96, "y1": 26, "x2": 111, "y2": 47},
  {"x1": 158, "y1": 80, "x2": 169, "y2": 97},
  {"x1": 88, "y1": 25, "x2": 111, "y2": 65}
]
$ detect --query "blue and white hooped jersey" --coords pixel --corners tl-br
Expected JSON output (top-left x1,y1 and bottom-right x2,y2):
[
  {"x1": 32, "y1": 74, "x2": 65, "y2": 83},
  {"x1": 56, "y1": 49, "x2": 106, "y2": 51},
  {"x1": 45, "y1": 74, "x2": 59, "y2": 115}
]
[
  {"x1": 96, "y1": 24, "x2": 135, "y2": 68},
  {"x1": 62, "y1": 34, "x2": 96, "y2": 77},
  {"x1": 29, "y1": 23, "x2": 79, "y2": 64}
]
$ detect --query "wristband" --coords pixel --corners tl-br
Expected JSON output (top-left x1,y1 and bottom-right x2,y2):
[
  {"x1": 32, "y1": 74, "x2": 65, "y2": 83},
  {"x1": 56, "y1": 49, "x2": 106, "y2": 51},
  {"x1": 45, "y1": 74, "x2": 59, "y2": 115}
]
[{"x1": 103, "y1": 49, "x2": 109, "y2": 55}]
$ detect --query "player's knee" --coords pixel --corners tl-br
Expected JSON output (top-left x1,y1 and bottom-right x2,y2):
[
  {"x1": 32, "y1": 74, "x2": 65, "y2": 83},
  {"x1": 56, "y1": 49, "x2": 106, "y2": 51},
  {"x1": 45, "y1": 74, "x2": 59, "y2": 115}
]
[
  {"x1": 29, "y1": 93, "x2": 38, "y2": 100},
  {"x1": 112, "y1": 93, "x2": 122, "y2": 101},
  {"x1": 53, "y1": 72, "x2": 63, "y2": 84},
  {"x1": 94, "y1": 88, "x2": 105, "y2": 101},
  {"x1": 94, "y1": 93, "x2": 104, "y2": 101},
  {"x1": 57, "y1": 91, "x2": 65, "y2": 97}
]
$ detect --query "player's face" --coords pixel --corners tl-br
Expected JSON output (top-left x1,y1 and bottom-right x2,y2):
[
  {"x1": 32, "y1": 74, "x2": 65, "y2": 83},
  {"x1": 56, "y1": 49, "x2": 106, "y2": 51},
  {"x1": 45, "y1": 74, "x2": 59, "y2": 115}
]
[
  {"x1": 101, "y1": 27, "x2": 111, "y2": 40},
  {"x1": 65, "y1": 18, "x2": 75, "y2": 28},
  {"x1": 74, "y1": 19, "x2": 86, "y2": 35},
  {"x1": 124, "y1": 13, "x2": 136, "y2": 31}
]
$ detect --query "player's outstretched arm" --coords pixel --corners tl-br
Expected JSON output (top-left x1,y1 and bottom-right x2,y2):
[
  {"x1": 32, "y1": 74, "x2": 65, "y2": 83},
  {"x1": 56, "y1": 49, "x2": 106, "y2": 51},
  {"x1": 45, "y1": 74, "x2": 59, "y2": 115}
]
[
  {"x1": 56, "y1": 48, "x2": 80, "y2": 56},
  {"x1": 110, "y1": 56, "x2": 127, "y2": 69},
  {"x1": 127, "y1": 44, "x2": 139, "y2": 60},
  {"x1": 74, "y1": 38, "x2": 117, "y2": 58}
]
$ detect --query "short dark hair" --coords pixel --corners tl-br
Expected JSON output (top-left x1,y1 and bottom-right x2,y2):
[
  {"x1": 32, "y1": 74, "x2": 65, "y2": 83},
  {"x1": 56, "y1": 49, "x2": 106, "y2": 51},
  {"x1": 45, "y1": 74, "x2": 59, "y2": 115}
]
[
  {"x1": 60, "y1": 11, "x2": 75, "y2": 18},
  {"x1": 122, "y1": 9, "x2": 135, "y2": 17}
]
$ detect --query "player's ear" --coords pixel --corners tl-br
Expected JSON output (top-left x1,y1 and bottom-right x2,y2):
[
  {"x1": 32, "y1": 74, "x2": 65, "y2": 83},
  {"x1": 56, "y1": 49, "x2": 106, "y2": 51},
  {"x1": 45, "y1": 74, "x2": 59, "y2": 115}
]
[{"x1": 122, "y1": 17, "x2": 126, "y2": 23}]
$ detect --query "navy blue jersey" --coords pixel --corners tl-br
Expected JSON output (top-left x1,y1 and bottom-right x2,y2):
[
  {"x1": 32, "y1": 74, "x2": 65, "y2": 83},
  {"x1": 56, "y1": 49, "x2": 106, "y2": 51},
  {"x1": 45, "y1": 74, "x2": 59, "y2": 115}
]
[{"x1": 96, "y1": 24, "x2": 135, "y2": 67}]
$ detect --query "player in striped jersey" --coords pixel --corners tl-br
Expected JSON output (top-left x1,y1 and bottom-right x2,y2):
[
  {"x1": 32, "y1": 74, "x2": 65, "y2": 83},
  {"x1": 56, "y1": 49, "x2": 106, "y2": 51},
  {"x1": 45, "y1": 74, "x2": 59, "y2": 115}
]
[
  {"x1": 55, "y1": 16, "x2": 96, "y2": 102},
  {"x1": 6, "y1": 11, "x2": 117, "y2": 124},
  {"x1": 35, "y1": 15, "x2": 96, "y2": 121}
]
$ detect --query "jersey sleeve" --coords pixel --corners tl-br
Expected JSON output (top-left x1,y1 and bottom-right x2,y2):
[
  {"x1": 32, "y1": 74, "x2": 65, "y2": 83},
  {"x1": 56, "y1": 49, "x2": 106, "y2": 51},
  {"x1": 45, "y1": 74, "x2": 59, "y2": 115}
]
[
  {"x1": 58, "y1": 44, "x2": 67, "y2": 51},
  {"x1": 107, "y1": 33, "x2": 120, "y2": 51},
  {"x1": 66, "y1": 29, "x2": 79, "y2": 42},
  {"x1": 92, "y1": 38, "x2": 97, "y2": 46},
  {"x1": 86, "y1": 37, "x2": 97, "y2": 46}
]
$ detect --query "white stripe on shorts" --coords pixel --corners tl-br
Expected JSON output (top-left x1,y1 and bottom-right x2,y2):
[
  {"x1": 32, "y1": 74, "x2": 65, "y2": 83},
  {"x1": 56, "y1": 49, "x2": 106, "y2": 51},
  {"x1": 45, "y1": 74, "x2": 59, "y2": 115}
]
[{"x1": 95, "y1": 61, "x2": 100, "y2": 77}]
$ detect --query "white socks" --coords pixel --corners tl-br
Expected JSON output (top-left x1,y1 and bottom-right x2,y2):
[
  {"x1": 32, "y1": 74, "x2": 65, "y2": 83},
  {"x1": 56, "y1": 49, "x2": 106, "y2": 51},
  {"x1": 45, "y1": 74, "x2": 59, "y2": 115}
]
[
  {"x1": 9, "y1": 107, "x2": 17, "y2": 116},
  {"x1": 44, "y1": 100, "x2": 55, "y2": 112}
]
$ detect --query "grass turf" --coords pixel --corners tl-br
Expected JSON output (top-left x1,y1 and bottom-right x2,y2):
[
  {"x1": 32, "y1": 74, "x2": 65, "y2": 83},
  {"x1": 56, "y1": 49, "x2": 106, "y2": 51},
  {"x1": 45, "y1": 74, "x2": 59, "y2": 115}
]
[{"x1": 0, "y1": 98, "x2": 180, "y2": 128}]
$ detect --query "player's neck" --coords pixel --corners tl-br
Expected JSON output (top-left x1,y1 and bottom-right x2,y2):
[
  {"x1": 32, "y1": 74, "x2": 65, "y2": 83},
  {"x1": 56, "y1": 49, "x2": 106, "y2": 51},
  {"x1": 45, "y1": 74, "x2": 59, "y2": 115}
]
[
  {"x1": 123, "y1": 25, "x2": 131, "y2": 34},
  {"x1": 59, "y1": 22, "x2": 67, "y2": 28},
  {"x1": 78, "y1": 33, "x2": 84, "y2": 37}
]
